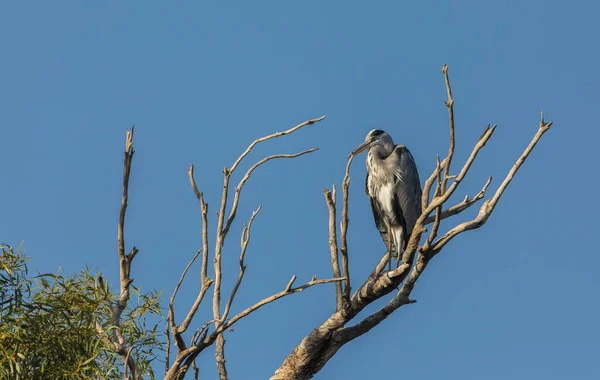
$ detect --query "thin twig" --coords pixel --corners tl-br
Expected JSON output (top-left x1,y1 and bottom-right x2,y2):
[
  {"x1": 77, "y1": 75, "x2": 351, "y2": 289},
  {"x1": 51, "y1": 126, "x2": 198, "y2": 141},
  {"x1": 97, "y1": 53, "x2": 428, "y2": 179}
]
[
  {"x1": 165, "y1": 318, "x2": 171, "y2": 376},
  {"x1": 170, "y1": 250, "x2": 202, "y2": 312},
  {"x1": 441, "y1": 64, "x2": 456, "y2": 193},
  {"x1": 340, "y1": 156, "x2": 353, "y2": 302},
  {"x1": 221, "y1": 206, "x2": 262, "y2": 323},
  {"x1": 324, "y1": 188, "x2": 343, "y2": 311},
  {"x1": 222, "y1": 276, "x2": 346, "y2": 331},
  {"x1": 423, "y1": 176, "x2": 492, "y2": 224},
  {"x1": 169, "y1": 249, "x2": 203, "y2": 350},
  {"x1": 229, "y1": 116, "x2": 326, "y2": 174},
  {"x1": 425, "y1": 156, "x2": 444, "y2": 248},
  {"x1": 222, "y1": 148, "x2": 318, "y2": 237},
  {"x1": 422, "y1": 158, "x2": 448, "y2": 212},
  {"x1": 188, "y1": 164, "x2": 210, "y2": 285},
  {"x1": 176, "y1": 166, "x2": 214, "y2": 337}
]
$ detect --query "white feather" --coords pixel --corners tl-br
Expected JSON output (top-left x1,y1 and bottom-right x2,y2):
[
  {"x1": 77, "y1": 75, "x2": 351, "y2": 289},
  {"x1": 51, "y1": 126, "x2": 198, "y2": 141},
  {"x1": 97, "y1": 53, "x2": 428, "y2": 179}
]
[{"x1": 377, "y1": 183, "x2": 395, "y2": 217}]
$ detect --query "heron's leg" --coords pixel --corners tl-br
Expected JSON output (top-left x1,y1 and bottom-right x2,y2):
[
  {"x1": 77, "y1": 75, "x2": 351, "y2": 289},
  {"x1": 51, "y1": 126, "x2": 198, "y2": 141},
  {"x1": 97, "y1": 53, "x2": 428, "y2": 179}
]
[
  {"x1": 386, "y1": 223, "x2": 393, "y2": 272},
  {"x1": 390, "y1": 226, "x2": 404, "y2": 269},
  {"x1": 395, "y1": 239, "x2": 404, "y2": 269}
]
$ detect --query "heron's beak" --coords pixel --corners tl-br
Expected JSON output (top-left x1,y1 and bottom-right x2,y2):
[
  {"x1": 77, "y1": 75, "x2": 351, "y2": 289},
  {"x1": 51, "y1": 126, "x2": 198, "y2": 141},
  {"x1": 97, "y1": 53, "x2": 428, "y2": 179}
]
[{"x1": 347, "y1": 139, "x2": 372, "y2": 159}]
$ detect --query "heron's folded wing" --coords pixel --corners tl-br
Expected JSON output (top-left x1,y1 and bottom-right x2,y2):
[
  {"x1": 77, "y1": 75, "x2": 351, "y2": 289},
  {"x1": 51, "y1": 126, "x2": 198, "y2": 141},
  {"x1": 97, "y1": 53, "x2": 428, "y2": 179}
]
[{"x1": 391, "y1": 145, "x2": 423, "y2": 236}]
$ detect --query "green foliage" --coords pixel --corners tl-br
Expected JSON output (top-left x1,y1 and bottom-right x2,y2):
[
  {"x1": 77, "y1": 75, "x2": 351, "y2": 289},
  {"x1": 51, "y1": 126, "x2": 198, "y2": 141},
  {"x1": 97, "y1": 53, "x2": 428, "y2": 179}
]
[{"x1": 0, "y1": 244, "x2": 163, "y2": 379}]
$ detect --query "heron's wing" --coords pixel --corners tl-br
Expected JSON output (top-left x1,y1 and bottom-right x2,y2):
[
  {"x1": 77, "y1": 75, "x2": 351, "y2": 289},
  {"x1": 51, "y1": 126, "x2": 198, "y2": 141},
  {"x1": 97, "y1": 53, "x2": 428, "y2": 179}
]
[
  {"x1": 366, "y1": 171, "x2": 391, "y2": 247},
  {"x1": 389, "y1": 145, "x2": 423, "y2": 237},
  {"x1": 369, "y1": 194, "x2": 392, "y2": 249}
]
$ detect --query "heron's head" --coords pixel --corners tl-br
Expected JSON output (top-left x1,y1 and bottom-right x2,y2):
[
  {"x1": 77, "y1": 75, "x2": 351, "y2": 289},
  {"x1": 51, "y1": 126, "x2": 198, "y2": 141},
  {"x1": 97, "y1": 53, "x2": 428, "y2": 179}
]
[{"x1": 348, "y1": 129, "x2": 394, "y2": 158}]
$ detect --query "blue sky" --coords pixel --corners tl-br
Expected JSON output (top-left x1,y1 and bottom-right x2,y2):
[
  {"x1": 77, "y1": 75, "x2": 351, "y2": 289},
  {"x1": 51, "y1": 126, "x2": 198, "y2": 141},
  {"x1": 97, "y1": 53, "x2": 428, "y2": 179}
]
[{"x1": 1, "y1": 1, "x2": 598, "y2": 379}]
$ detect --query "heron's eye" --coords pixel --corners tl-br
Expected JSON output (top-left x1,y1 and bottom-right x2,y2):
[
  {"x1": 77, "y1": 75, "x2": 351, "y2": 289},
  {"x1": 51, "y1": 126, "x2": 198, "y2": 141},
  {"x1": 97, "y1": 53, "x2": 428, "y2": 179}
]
[{"x1": 369, "y1": 129, "x2": 385, "y2": 138}]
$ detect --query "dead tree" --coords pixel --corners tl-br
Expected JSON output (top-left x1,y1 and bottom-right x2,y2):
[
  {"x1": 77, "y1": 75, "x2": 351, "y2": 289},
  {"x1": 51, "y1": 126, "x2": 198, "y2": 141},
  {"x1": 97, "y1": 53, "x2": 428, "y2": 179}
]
[
  {"x1": 104, "y1": 64, "x2": 551, "y2": 379},
  {"x1": 270, "y1": 65, "x2": 552, "y2": 379}
]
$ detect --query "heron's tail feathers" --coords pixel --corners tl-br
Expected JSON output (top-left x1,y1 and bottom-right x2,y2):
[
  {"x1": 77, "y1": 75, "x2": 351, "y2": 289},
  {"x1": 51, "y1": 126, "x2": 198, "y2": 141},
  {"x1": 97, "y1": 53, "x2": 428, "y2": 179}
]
[{"x1": 390, "y1": 226, "x2": 406, "y2": 261}]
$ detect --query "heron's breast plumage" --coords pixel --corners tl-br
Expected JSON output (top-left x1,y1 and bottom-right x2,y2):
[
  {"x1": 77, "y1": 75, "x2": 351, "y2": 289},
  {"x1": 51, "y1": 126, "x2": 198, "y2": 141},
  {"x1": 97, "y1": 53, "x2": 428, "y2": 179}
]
[{"x1": 367, "y1": 151, "x2": 397, "y2": 224}]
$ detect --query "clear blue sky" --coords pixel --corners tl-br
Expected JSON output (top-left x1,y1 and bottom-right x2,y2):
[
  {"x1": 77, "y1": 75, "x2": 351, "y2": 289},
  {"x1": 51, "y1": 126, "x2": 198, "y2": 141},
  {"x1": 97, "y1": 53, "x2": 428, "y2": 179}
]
[{"x1": 1, "y1": 2, "x2": 598, "y2": 379}]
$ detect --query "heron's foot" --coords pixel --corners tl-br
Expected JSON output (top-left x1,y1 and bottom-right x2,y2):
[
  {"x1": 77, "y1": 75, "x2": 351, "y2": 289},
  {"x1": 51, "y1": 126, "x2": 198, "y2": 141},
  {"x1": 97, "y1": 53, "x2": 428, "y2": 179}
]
[{"x1": 368, "y1": 271, "x2": 378, "y2": 281}]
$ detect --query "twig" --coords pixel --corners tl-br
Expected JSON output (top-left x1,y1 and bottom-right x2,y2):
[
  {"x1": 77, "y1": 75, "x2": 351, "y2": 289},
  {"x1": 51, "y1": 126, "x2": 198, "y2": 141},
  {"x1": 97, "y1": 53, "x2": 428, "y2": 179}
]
[
  {"x1": 222, "y1": 149, "x2": 318, "y2": 237},
  {"x1": 192, "y1": 360, "x2": 199, "y2": 380},
  {"x1": 340, "y1": 156, "x2": 353, "y2": 302},
  {"x1": 177, "y1": 166, "x2": 214, "y2": 336},
  {"x1": 188, "y1": 164, "x2": 210, "y2": 285},
  {"x1": 324, "y1": 188, "x2": 343, "y2": 311},
  {"x1": 425, "y1": 156, "x2": 444, "y2": 249},
  {"x1": 441, "y1": 64, "x2": 456, "y2": 193},
  {"x1": 165, "y1": 318, "x2": 171, "y2": 376},
  {"x1": 423, "y1": 176, "x2": 492, "y2": 224},
  {"x1": 422, "y1": 158, "x2": 448, "y2": 212},
  {"x1": 229, "y1": 116, "x2": 326, "y2": 174},
  {"x1": 422, "y1": 65, "x2": 457, "y2": 251},
  {"x1": 221, "y1": 206, "x2": 262, "y2": 323},
  {"x1": 169, "y1": 249, "x2": 203, "y2": 350},
  {"x1": 221, "y1": 276, "x2": 346, "y2": 331}
]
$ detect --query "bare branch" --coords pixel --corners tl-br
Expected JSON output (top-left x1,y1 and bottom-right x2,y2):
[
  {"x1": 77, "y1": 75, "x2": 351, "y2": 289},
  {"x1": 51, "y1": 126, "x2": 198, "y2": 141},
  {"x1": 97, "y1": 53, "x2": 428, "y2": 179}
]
[
  {"x1": 229, "y1": 116, "x2": 326, "y2": 174},
  {"x1": 170, "y1": 250, "x2": 202, "y2": 314},
  {"x1": 221, "y1": 206, "x2": 262, "y2": 323},
  {"x1": 340, "y1": 156, "x2": 353, "y2": 302},
  {"x1": 222, "y1": 148, "x2": 318, "y2": 237},
  {"x1": 324, "y1": 188, "x2": 343, "y2": 311},
  {"x1": 177, "y1": 282, "x2": 214, "y2": 335},
  {"x1": 428, "y1": 124, "x2": 496, "y2": 210},
  {"x1": 422, "y1": 157, "x2": 448, "y2": 212},
  {"x1": 177, "y1": 166, "x2": 214, "y2": 336},
  {"x1": 441, "y1": 64, "x2": 456, "y2": 193},
  {"x1": 187, "y1": 164, "x2": 210, "y2": 284},
  {"x1": 425, "y1": 156, "x2": 444, "y2": 248},
  {"x1": 336, "y1": 295, "x2": 416, "y2": 345},
  {"x1": 215, "y1": 337, "x2": 228, "y2": 380},
  {"x1": 213, "y1": 174, "x2": 229, "y2": 380},
  {"x1": 109, "y1": 126, "x2": 141, "y2": 379},
  {"x1": 165, "y1": 318, "x2": 171, "y2": 376},
  {"x1": 192, "y1": 360, "x2": 199, "y2": 380},
  {"x1": 423, "y1": 176, "x2": 492, "y2": 224},
  {"x1": 222, "y1": 276, "x2": 346, "y2": 331},
  {"x1": 168, "y1": 249, "x2": 202, "y2": 351},
  {"x1": 430, "y1": 115, "x2": 552, "y2": 255}
]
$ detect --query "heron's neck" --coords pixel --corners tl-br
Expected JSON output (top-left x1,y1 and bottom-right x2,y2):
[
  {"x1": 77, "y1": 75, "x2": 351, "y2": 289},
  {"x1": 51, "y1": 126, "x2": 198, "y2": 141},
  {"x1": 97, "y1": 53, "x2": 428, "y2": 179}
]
[{"x1": 370, "y1": 144, "x2": 394, "y2": 160}]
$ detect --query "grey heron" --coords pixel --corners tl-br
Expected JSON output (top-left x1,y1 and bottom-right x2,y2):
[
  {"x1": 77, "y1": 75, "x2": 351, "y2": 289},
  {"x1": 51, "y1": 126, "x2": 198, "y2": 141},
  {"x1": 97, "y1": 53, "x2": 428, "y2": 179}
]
[{"x1": 349, "y1": 129, "x2": 423, "y2": 266}]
